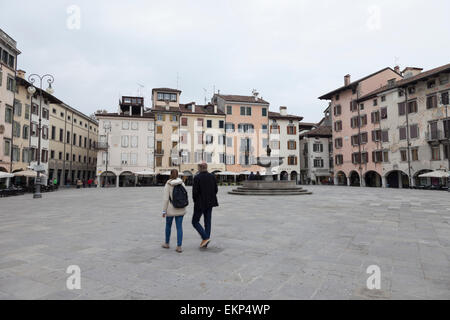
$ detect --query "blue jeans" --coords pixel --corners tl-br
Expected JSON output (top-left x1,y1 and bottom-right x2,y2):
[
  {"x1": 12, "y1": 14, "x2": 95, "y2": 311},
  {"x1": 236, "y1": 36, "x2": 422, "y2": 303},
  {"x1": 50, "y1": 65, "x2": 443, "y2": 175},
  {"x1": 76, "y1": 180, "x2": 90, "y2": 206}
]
[
  {"x1": 192, "y1": 207, "x2": 212, "y2": 240},
  {"x1": 165, "y1": 216, "x2": 184, "y2": 247}
]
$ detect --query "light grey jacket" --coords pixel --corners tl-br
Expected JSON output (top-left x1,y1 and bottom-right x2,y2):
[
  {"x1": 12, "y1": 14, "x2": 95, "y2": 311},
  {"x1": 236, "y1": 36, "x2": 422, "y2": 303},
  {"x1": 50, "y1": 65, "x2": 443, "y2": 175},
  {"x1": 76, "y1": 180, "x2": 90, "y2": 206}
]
[{"x1": 162, "y1": 178, "x2": 187, "y2": 217}]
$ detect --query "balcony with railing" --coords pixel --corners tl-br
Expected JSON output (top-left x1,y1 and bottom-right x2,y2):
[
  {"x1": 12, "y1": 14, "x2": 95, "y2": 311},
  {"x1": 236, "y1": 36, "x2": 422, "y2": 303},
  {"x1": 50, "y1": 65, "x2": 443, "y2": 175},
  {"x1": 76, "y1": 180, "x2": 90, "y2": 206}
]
[
  {"x1": 96, "y1": 142, "x2": 109, "y2": 150},
  {"x1": 155, "y1": 149, "x2": 164, "y2": 156},
  {"x1": 426, "y1": 129, "x2": 445, "y2": 142}
]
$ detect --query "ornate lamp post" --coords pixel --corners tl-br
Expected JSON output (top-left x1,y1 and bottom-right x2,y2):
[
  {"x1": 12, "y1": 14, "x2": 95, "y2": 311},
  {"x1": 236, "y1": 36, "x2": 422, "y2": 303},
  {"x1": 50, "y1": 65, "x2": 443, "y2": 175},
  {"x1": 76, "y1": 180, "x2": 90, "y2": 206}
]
[{"x1": 27, "y1": 74, "x2": 54, "y2": 199}]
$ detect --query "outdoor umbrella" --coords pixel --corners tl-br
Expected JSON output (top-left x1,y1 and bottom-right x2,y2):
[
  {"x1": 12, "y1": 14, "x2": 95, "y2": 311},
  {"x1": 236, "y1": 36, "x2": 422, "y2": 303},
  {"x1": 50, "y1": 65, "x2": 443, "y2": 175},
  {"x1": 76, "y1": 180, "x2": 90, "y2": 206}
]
[
  {"x1": 13, "y1": 170, "x2": 47, "y2": 178},
  {"x1": 0, "y1": 172, "x2": 14, "y2": 179},
  {"x1": 418, "y1": 170, "x2": 450, "y2": 178},
  {"x1": 134, "y1": 170, "x2": 155, "y2": 176}
]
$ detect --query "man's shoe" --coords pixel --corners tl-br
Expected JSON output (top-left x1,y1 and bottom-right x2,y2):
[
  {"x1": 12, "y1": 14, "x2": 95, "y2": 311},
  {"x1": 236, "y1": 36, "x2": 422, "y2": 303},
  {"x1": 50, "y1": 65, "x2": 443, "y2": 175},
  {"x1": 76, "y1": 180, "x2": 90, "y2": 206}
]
[{"x1": 200, "y1": 239, "x2": 210, "y2": 248}]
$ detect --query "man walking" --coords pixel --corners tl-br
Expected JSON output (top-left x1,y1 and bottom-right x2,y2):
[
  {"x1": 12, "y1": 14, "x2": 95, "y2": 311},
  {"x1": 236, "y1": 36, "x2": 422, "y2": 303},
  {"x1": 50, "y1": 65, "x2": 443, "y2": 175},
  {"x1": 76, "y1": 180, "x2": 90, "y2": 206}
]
[{"x1": 192, "y1": 162, "x2": 218, "y2": 248}]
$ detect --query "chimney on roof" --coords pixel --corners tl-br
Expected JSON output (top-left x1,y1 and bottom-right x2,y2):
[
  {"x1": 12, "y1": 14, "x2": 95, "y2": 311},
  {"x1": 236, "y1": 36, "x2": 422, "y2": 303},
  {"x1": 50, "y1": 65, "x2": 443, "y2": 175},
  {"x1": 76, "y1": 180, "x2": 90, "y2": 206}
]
[
  {"x1": 280, "y1": 106, "x2": 287, "y2": 116},
  {"x1": 214, "y1": 104, "x2": 217, "y2": 114},
  {"x1": 252, "y1": 89, "x2": 259, "y2": 101},
  {"x1": 191, "y1": 102, "x2": 195, "y2": 112},
  {"x1": 344, "y1": 74, "x2": 351, "y2": 86},
  {"x1": 394, "y1": 65, "x2": 400, "y2": 74},
  {"x1": 17, "y1": 69, "x2": 26, "y2": 79}
]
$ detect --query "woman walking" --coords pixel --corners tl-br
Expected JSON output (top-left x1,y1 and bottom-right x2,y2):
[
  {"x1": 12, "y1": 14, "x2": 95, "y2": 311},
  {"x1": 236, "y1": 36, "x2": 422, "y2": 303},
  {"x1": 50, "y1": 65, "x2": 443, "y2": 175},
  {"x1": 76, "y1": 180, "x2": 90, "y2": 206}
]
[{"x1": 162, "y1": 169, "x2": 187, "y2": 253}]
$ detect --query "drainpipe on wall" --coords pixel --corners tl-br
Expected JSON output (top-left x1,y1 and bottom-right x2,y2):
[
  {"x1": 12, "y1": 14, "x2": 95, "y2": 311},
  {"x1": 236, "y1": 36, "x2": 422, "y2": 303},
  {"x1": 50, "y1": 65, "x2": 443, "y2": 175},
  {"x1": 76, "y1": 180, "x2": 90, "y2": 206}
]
[{"x1": 403, "y1": 88, "x2": 412, "y2": 188}]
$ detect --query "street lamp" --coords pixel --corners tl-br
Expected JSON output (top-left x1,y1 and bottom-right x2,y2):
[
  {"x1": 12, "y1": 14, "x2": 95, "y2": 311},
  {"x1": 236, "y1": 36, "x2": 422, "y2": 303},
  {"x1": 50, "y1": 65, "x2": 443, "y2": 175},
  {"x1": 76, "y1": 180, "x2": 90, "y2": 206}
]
[{"x1": 27, "y1": 74, "x2": 55, "y2": 199}]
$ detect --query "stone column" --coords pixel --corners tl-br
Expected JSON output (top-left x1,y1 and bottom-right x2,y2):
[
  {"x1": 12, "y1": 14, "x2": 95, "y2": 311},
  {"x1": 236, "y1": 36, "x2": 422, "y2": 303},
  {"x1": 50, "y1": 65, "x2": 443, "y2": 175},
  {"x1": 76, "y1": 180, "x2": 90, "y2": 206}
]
[
  {"x1": 347, "y1": 177, "x2": 351, "y2": 186},
  {"x1": 334, "y1": 175, "x2": 338, "y2": 185},
  {"x1": 382, "y1": 176, "x2": 387, "y2": 188},
  {"x1": 398, "y1": 173, "x2": 403, "y2": 189}
]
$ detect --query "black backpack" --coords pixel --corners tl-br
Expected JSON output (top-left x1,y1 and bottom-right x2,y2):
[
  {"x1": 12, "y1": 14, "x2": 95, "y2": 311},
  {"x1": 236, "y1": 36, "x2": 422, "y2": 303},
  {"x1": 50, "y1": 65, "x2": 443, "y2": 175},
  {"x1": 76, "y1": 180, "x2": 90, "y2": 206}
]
[{"x1": 170, "y1": 184, "x2": 189, "y2": 208}]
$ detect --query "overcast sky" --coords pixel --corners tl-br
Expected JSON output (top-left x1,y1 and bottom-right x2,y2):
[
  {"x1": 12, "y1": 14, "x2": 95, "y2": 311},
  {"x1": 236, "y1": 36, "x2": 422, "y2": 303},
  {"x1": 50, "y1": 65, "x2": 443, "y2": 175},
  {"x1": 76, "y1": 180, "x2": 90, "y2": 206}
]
[{"x1": 1, "y1": 0, "x2": 449, "y2": 122}]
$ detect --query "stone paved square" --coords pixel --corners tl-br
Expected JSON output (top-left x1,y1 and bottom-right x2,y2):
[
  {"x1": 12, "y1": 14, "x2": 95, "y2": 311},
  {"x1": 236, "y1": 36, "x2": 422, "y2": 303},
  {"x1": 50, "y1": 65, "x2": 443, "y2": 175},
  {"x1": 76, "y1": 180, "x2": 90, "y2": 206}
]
[{"x1": 0, "y1": 186, "x2": 449, "y2": 300}]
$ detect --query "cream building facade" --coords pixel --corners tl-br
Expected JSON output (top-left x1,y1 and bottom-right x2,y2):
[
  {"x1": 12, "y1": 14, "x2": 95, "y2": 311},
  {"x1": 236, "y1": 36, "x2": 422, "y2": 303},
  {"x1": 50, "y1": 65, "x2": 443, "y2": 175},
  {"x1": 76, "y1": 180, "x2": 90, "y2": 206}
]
[
  {"x1": 178, "y1": 102, "x2": 226, "y2": 181},
  {"x1": 268, "y1": 106, "x2": 302, "y2": 181},
  {"x1": 152, "y1": 88, "x2": 182, "y2": 178},
  {"x1": 48, "y1": 100, "x2": 98, "y2": 185},
  {"x1": 96, "y1": 96, "x2": 155, "y2": 187}
]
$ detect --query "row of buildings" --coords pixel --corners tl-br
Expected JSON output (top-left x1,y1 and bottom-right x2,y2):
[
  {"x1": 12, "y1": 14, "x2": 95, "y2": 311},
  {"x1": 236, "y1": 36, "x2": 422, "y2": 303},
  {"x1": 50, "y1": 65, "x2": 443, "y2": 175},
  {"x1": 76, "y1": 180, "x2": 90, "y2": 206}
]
[
  {"x1": 319, "y1": 63, "x2": 450, "y2": 188},
  {"x1": 0, "y1": 28, "x2": 98, "y2": 185},
  {"x1": 2, "y1": 26, "x2": 448, "y2": 190},
  {"x1": 95, "y1": 89, "x2": 305, "y2": 186}
]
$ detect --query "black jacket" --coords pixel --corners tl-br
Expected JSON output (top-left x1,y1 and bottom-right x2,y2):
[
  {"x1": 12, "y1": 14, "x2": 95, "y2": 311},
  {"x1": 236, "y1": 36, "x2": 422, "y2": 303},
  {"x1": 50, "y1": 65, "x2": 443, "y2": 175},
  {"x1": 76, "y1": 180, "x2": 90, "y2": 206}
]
[{"x1": 193, "y1": 171, "x2": 218, "y2": 210}]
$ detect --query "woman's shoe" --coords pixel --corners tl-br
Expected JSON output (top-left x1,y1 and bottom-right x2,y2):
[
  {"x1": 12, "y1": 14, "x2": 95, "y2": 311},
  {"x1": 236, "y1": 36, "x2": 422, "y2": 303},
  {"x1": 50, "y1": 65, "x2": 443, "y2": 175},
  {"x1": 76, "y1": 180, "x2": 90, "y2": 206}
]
[
  {"x1": 176, "y1": 246, "x2": 183, "y2": 253},
  {"x1": 162, "y1": 243, "x2": 170, "y2": 249},
  {"x1": 200, "y1": 239, "x2": 210, "y2": 248}
]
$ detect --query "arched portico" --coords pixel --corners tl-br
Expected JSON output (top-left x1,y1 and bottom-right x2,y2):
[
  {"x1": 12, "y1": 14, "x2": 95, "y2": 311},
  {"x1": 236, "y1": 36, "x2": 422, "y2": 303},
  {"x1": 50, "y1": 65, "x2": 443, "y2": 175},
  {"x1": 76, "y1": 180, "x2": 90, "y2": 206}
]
[
  {"x1": 364, "y1": 171, "x2": 382, "y2": 188},
  {"x1": 100, "y1": 171, "x2": 117, "y2": 187},
  {"x1": 335, "y1": 171, "x2": 347, "y2": 186},
  {"x1": 119, "y1": 171, "x2": 136, "y2": 187},
  {"x1": 349, "y1": 171, "x2": 360, "y2": 187},
  {"x1": 385, "y1": 170, "x2": 409, "y2": 189}
]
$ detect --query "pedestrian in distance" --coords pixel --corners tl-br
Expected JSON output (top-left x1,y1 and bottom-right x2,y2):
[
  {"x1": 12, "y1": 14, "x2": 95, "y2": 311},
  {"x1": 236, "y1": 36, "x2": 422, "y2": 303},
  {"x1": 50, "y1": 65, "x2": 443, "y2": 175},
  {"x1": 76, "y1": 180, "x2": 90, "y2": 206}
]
[
  {"x1": 192, "y1": 162, "x2": 218, "y2": 249},
  {"x1": 162, "y1": 169, "x2": 188, "y2": 253}
]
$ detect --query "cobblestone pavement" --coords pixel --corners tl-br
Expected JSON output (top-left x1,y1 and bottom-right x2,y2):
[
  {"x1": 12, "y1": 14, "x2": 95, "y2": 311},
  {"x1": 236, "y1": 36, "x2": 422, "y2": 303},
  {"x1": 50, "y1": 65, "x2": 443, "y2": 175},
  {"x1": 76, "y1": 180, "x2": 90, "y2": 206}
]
[{"x1": 0, "y1": 185, "x2": 449, "y2": 300}]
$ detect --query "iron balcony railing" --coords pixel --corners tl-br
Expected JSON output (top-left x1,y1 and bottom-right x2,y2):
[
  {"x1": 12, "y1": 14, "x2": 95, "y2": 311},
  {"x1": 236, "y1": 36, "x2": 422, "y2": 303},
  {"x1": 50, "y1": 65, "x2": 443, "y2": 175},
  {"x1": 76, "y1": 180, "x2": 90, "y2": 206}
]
[
  {"x1": 426, "y1": 130, "x2": 444, "y2": 142},
  {"x1": 96, "y1": 142, "x2": 109, "y2": 150}
]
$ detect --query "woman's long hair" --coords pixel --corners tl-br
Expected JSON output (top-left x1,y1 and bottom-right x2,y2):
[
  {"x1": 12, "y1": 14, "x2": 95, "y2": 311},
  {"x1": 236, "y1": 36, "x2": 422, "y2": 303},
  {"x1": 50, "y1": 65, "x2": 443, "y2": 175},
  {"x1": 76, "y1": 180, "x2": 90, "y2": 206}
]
[{"x1": 169, "y1": 169, "x2": 179, "y2": 180}]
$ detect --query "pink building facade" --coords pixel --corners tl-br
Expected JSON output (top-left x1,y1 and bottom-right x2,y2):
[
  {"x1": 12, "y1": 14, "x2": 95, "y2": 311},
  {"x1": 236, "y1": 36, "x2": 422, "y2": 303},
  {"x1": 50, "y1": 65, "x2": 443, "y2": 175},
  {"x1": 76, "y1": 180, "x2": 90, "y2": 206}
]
[{"x1": 319, "y1": 67, "x2": 403, "y2": 186}]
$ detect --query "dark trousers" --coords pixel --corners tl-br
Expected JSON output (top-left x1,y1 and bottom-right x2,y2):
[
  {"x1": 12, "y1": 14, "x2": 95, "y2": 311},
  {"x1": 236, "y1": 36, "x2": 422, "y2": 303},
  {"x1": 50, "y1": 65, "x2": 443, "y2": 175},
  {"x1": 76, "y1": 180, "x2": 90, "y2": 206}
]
[{"x1": 192, "y1": 207, "x2": 212, "y2": 240}]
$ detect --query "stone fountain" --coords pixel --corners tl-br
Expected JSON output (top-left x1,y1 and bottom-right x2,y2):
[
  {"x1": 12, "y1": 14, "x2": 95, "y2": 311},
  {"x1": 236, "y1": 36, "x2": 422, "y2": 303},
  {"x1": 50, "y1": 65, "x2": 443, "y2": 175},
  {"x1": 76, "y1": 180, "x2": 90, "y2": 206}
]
[{"x1": 229, "y1": 146, "x2": 312, "y2": 196}]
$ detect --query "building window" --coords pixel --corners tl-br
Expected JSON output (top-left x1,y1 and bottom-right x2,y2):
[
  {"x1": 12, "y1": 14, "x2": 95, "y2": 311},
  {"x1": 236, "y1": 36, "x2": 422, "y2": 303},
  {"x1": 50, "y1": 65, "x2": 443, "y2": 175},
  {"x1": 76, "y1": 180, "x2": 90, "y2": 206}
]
[
  {"x1": 372, "y1": 151, "x2": 383, "y2": 163},
  {"x1": 333, "y1": 105, "x2": 342, "y2": 116},
  {"x1": 431, "y1": 146, "x2": 440, "y2": 161},
  {"x1": 156, "y1": 125, "x2": 163, "y2": 134},
  {"x1": 207, "y1": 120, "x2": 212, "y2": 128},
  {"x1": 246, "y1": 107, "x2": 251, "y2": 116},
  {"x1": 226, "y1": 106, "x2": 232, "y2": 115},
  {"x1": 442, "y1": 92, "x2": 449, "y2": 105},
  {"x1": 400, "y1": 149, "x2": 408, "y2": 162},
  {"x1": 399, "y1": 127, "x2": 407, "y2": 140},
  {"x1": 5, "y1": 105, "x2": 13, "y2": 123},
  {"x1": 262, "y1": 108, "x2": 267, "y2": 117},
  {"x1": 287, "y1": 125, "x2": 296, "y2": 135},
  {"x1": 226, "y1": 137, "x2": 233, "y2": 147},
  {"x1": 335, "y1": 154, "x2": 343, "y2": 165},
  {"x1": 371, "y1": 111, "x2": 380, "y2": 124},
  {"x1": 4, "y1": 139, "x2": 11, "y2": 156},
  {"x1": 411, "y1": 148, "x2": 419, "y2": 161},
  {"x1": 313, "y1": 158, "x2": 324, "y2": 168},
  {"x1": 313, "y1": 143, "x2": 323, "y2": 153},
  {"x1": 427, "y1": 80, "x2": 436, "y2": 89},
  {"x1": 410, "y1": 124, "x2": 419, "y2": 139},
  {"x1": 380, "y1": 107, "x2": 388, "y2": 120},
  {"x1": 12, "y1": 121, "x2": 20, "y2": 138},
  {"x1": 240, "y1": 106, "x2": 246, "y2": 116},
  {"x1": 407, "y1": 100, "x2": 418, "y2": 114},
  {"x1": 335, "y1": 138, "x2": 343, "y2": 149},
  {"x1": 426, "y1": 95, "x2": 438, "y2": 109},
  {"x1": 131, "y1": 121, "x2": 139, "y2": 130},
  {"x1": 334, "y1": 121, "x2": 342, "y2": 132},
  {"x1": 122, "y1": 121, "x2": 129, "y2": 130},
  {"x1": 181, "y1": 117, "x2": 188, "y2": 126},
  {"x1": 219, "y1": 120, "x2": 224, "y2": 129},
  {"x1": 121, "y1": 135, "x2": 129, "y2": 147},
  {"x1": 287, "y1": 140, "x2": 296, "y2": 150}
]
